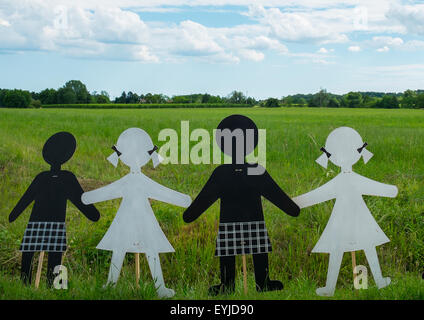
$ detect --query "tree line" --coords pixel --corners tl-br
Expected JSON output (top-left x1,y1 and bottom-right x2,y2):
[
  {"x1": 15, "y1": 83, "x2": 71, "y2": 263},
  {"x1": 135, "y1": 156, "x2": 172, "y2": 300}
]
[
  {"x1": 273, "y1": 89, "x2": 424, "y2": 109},
  {"x1": 1, "y1": 80, "x2": 423, "y2": 109}
]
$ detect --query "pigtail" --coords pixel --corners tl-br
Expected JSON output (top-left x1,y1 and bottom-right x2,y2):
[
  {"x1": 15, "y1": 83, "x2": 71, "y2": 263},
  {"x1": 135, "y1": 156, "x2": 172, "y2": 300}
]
[
  {"x1": 107, "y1": 145, "x2": 121, "y2": 167},
  {"x1": 358, "y1": 142, "x2": 373, "y2": 164},
  {"x1": 316, "y1": 147, "x2": 331, "y2": 169},
  {"x1": 148, "y1": 145, "x2": 164, "y2": 168}
]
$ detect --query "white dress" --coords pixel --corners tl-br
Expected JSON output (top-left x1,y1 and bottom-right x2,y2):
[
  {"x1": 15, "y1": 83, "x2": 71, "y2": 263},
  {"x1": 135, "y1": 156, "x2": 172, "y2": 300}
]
[
  {"x1": 311, "y1": 172, "x2": 390, "y2": 253},
  {"x1": 90, "y1": 172, "x2": 189, "y2": 255}
]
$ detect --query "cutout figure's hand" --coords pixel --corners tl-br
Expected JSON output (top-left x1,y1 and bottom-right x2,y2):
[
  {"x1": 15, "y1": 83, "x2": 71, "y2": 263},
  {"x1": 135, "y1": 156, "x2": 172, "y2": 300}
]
[{"x1": 181, "y1": 194, "x2": 192, "y2": 208}]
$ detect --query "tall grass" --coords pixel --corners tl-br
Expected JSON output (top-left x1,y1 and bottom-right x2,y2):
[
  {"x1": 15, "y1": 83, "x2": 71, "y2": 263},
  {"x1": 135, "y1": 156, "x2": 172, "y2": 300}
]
[{"x1": 0, "y1": 107, "x2": 423, "y2": 299}]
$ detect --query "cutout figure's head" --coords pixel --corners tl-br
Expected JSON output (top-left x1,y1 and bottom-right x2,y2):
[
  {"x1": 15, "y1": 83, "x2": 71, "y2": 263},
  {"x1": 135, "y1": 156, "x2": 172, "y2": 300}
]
[
  {"x1": 42, "y1": 132, "x2": 76, "y2": 168},
  {"x1": 107, "y1": 128, "x2": 163, "y2": 171},
  {"x1": 316, "y1": 127, "x2": 373, "y2": 171},
  {"x1": 215, "y1": 114, "x2": 259, "y2": 163}
]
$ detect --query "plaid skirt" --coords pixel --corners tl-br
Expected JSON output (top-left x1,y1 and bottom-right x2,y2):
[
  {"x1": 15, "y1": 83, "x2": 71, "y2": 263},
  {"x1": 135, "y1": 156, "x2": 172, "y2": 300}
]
[
  {"x1": 19, "y1": 222, "x2": 67, "y2": 252},
  {"x1": 215, "y1": 221, "x2": 272, "y2": 257}
]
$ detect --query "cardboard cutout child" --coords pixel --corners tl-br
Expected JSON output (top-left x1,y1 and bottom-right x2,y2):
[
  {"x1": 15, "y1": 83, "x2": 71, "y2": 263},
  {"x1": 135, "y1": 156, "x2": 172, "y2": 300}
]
[
  {"x1": 293, "y1": 127, "x2": 397, "y2": 296},
  {"x1": 9, "y1": 132, "x2": 100, "y2": 286},
  {"x1": 183, "y1": 115, "x2": 300, "y2": 295},
  {"x1": 81, "y1": 128, "x2": 191, "y2": 298}
]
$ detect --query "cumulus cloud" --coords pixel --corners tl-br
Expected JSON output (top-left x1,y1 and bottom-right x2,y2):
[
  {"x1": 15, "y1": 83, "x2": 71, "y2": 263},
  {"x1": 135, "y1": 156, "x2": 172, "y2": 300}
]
[
  {"x1": 1, "y1": 0, "x2": 423, "y2": 64},
  {"x1": 386, "y1": 4, "x2": 424, "y2": 35},
  {"x1": 348, "y1": 46, "x2": 361, "y2": 52},
  {"x1": 245, "y1": 4, "x2": 350, "y2": 44},
  {"x1": 377, "y1": 46, "x2": 390, "y2": 52}
]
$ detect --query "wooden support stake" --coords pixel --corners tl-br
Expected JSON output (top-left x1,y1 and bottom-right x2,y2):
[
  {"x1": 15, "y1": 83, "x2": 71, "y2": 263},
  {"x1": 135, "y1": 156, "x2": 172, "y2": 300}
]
[
  {"x1": 135, "y1": 253, "x2": 140, "y2": 288},
  {"x1": 35, "y1": 251, "x2": 45, "y2": 289},
  {"x1": 351, "y1": 251, "x2": 357, "y2": 284},
  {"x1": 242, "y1": 254, "x2": 248, "y2": 294}
]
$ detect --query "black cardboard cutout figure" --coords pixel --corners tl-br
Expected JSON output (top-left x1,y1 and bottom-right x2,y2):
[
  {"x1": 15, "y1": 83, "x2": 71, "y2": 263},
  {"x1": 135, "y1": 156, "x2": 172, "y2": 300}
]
[
  {"x1": 9, "y1": 132, "x2": 100, "y2": 286},
  {"x1": 183, "y1": 115, "x2": 300, "y2": 295}
]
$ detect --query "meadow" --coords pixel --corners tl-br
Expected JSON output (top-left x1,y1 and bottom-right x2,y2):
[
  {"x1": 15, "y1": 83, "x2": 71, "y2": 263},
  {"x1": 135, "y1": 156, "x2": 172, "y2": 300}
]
[{"x1": 0, "y1": 107, "x2": 423, "y2": 300}]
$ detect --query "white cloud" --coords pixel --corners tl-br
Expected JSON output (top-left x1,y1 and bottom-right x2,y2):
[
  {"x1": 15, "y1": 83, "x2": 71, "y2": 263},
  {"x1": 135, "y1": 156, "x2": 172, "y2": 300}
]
[
  {"x1": 238, "y1": 49, "x2": 265, "y2": 61},
  {"x1": 372, "y1": 36, "x2": 403, "y2": 47},
  {"x1": 245, "y1": 5, "x2": 350, "y2": 44},
  {"x1": 377, "y1": 46, "x2": 390, "y2": 52},
  {"x1": 1, "y1": 0, "x2": 423, "y2": 64},
  {"x1": 386, "y1": 4, "x2": 424, "y2": 35},
  {"x1": 348, "y1": 46, "x2": 361, "y2": 52},
  {"x1": 0, "y1": 18, "x2": 10, "y2": 27}
]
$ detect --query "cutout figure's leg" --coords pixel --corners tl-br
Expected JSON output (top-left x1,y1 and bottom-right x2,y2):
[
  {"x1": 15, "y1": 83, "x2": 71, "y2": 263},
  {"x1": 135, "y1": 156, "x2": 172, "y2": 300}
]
[
  {"x1": 46, "y1": 252, "x2": 63, "y2": 288},
  {"x1": 209, "y1": 256, "x2": 236, "y2": 295},
  {"x1": 364, "y1": 246, "x2": 390, "y2": 289},
  {"x1": 316, "y1": 251, "x2": 343, "y2": 297},
  {"x1": 146, "y1": 253, "x2": 175, "y2": 298},
  {"x1": 21, "y1": 252, "x2": 35, "y2": 285},
  {"x1": 106, "y1": 250, "x2": 126, "y2": 286},
  {"x1": 253, "y1": 253, "x2": 283, "y2": 292}
]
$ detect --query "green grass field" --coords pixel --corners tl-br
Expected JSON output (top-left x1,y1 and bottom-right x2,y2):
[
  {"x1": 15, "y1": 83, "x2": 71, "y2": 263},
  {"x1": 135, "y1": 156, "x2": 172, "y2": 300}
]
[{"x1": 0, "y1": 107, "x2": 423, "y2": 300}]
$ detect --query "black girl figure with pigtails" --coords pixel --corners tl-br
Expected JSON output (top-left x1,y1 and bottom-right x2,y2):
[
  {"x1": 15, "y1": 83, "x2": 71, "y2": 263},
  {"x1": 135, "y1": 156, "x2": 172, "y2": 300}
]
[{"x1": 293, "y1": 127, "x2": 398, "y2": 296}]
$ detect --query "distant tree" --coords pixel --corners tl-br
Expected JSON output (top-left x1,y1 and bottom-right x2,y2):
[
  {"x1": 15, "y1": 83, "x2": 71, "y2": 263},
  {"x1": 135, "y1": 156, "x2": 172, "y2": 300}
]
[
  {"x1": 1, "y1": 89, "x2": 32, "y2": 108},
  {"x1": 344, "y1": 92, "x2": 363, "y2": 108},
  {"x1": 91, "y1": 90, "x2": 110, "y2": 103},
  {"x1": 62, "y1": 80, "x2": 90, "y2": 103},
  {"x1": 246, "y1": 97, "x2": 256, "y2": 106},
  {"x1": 309, "y1": 89, "x2": 330, "y2": 107},
  {"x1": 416, "y1": 93, "x2": 424, "y2": 108},
  {"x1": 402, "y1": 89, "x2": 416, "y2": 108},
  {"x1": 376, "y1": 94, "x2": 400, "y2": 108},
  {"x1": 228, "y1": 91, "x2": 247, "y2": 104},
  {"x1": 362, "y1": 94, "x2": 377, "y2": 108},
  {"x1": 30, "y1": 99, "x2": 42, "y2": 108},
  {"x1": 39, "y1": 89, "x2": 58, "y2": 104},
  {"x1": 328, "y1": 98, "x2": 340, "y2": 108},
  {"x1": 57, "y1": 87, "x2": 77, "y2": 104},
  {"x1": 172, "y1": 95, "x2": 190, "y2": 103},
  {"x1": 0, "y1": 89, "x2": 5, "y2": 106},
  {"x1": 282, "y1": 96, "x2": 294, "y2": 107},
  {"x1": 115, "y1": 91, "x2": 127, "y2": 103},
  {"x1": 298, "y1": 97, "x2": 307, "y2": 107},
  {"x1": 264, "y1": 97, "x2": 280, "y2": 108}
]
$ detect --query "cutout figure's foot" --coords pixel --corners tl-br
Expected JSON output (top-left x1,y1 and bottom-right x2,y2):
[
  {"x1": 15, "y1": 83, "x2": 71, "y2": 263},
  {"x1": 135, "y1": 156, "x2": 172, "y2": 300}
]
[
  {"x1": 208, "y1": 283, "x2": 235, "y2": 296},
  {"x1": 376, "y1": 277, "x2": 391, "y2": 289},
  {"x1": 157, "y1": 287, "x2": 175, "y2": 298},
  {"x1": 316, "y1": 286, "x2": 335, "y2": 297},
  {"x1": 102, "y1": 281, "x2": 117, "y2": 289},
  {"x1": 257, "y1": 280, "x2": 284, "y2": 292}
]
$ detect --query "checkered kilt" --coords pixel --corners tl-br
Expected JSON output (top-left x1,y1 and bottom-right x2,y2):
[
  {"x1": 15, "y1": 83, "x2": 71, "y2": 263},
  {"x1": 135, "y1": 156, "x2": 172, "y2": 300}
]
[
  {"x1": 215, "y1": 221, "x2": 272, "y2": 257},
  {"x1": 19, "y1": 222, "x2": 67, "y2": 252}
]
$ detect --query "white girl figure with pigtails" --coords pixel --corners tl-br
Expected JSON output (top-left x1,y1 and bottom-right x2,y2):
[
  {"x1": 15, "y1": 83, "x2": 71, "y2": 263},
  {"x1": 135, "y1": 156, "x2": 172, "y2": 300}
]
[
  {"x1": 293, "y1": 127, "x2": 398, "y2": 297},
  {"x1": 81, "y1": 128, "x2": 191, "y2": 298}
]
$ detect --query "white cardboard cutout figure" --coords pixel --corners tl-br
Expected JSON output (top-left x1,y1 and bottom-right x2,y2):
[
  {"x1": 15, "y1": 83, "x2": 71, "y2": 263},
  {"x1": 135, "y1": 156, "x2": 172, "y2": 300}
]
[
  {"x1": 293, "y1": 127, "x2": 398, "y2": 297},
  {"x1": 81, "y1": 128, "x2": 191, "y2": 298}
]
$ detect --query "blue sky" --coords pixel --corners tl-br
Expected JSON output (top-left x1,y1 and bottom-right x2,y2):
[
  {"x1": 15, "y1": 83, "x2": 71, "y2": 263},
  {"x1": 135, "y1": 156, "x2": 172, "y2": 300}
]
[{"x1": 1, "y1": 1, "x2": 424, "y2": 99}]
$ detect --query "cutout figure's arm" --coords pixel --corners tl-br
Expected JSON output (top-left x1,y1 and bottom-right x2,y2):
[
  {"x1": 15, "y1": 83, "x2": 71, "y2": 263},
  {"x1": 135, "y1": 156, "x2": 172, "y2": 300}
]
[
  {"x1": 68, "y1": 174, "x2": 100, "y2": 222},
  {"x1": 81, "y1": 179, "x2": 123, "y2": 205},
  {"x1": 183, "y1": 171, "x2": 219, "y2": 223},
  {"x1": 357, "y1": 175, "x2": 398, "y2": 198},
  {"x1": 261, "y1": 171, "x2": 300, "y2": 217},
  {"x1": 147, "y1": 178, "x2": 192, "y2": 208},
  {"x1": 9, "y1": 175, "x2": 40, "y2": 223},
  {"x1": 293, "y1": 178, "x2": 337, "y2": 209}
]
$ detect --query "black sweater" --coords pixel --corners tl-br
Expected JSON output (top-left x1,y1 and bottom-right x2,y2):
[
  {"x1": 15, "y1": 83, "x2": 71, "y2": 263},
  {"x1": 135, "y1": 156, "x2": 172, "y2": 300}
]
[
  {"x1": 183, "y1": 164, "x2": 299, "y2": 223},
  {"x1": 9, "y1": 170, "x2": 100, "y2": 223}
]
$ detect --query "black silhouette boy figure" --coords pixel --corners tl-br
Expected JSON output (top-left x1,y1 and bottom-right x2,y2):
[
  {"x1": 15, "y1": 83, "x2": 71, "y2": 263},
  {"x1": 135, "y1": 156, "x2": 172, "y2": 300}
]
[
  {"x1": 9, "y1": 132, "x2": 100, "y2": 287},
  {"x1": 183, "y1": 115, "x2": 300, "y2": 295}
]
